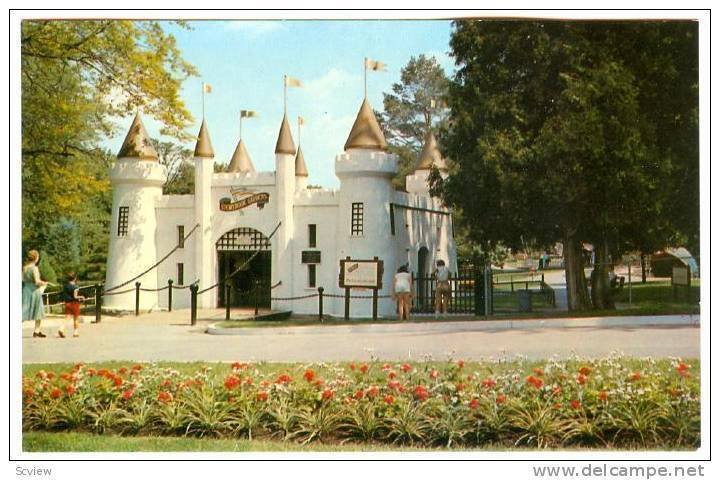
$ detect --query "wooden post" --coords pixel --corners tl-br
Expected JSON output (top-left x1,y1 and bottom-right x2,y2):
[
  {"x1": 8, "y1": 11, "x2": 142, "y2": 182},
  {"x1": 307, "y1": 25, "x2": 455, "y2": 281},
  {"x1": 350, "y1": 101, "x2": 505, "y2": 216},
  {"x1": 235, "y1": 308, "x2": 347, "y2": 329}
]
[
  {"x1": 134, "y1": 282, "x2": 141, "y2": 316},
  {"x1": 94, "y1": 283, "x2": 102, "y2": 323},
  {"x1": 344, "y1": 287, "x2": 350, "y2": 320},
  {"x1": 372, "y1": 287, "x2": 378, "y2": 320},
  {"x1": 190, "y1": 284, "x2": 198, "y2": 326},
  {"x1": 167, "y1": 279, "x2": 173, "y2": 312},
  {"x1": 627, "y1": 263, "x2": 632, "y2": 305},
  {"x1": 318, "y1": 287, "x2": 324, "y2": 322},
  {"x1": 225, "y1": 283, "x2": 231, "y2": 320}
]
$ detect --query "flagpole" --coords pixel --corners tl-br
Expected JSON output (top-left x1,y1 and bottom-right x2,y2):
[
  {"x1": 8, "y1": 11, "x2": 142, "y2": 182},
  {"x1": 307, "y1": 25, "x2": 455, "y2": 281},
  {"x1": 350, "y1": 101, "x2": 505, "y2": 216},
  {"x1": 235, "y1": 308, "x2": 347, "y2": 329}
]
[
  {"x1": 239, "y1": 111, "x2": 243, "y2": 140},
  {"x1": 363, "y1": 57, "x2": 367, "y2": 98},
  {"x1": 202, "y1": 82, "x2": 205, "y2": 119},
  {"x1": 283, "y1": 75, "x2": 288, "y2": 114}
]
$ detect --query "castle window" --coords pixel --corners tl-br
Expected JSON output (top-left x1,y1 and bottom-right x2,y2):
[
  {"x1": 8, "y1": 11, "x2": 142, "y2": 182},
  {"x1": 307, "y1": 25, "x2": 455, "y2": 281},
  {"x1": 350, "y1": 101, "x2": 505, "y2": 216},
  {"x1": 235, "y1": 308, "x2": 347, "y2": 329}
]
[
  {"x1": 308, "y1": 224, "x2": 317, "y2": 248},
  {"x1": 177, "y1": 263, "x2": 184, "y2": 285},
  {"x1": 117, "y1": 206, "x2": 129, "y2": 237},
  {"x1": 177, "y1": 225, "x2": 185, "y2": 248},
  {"x1": 351, "y1": 202, "x2": 364, "y2": 236},
  {"x1": 308, "y1": 264, "x2": 316, "y2": 288}
]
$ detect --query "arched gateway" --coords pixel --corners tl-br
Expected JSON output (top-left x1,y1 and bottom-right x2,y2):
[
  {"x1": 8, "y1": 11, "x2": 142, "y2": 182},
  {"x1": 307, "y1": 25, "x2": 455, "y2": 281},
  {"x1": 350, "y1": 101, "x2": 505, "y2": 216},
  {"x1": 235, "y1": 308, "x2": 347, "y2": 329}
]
[{"x1": 216, "y1": 227, "x2": 271, "y2": 308}]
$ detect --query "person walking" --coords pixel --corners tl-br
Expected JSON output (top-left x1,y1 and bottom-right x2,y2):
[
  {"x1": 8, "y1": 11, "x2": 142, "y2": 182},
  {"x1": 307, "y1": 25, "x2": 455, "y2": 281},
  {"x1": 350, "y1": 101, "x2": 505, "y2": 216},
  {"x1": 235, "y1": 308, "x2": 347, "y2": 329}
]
[
  {"x1": 22, "y1": 250, "x2": 48, "y2": 337},
  {"x1": 393, "y1": 265, "x2": 413, "y2": 321},
  {"x1": 58, "y1": 272, "x2": 85, "y2": 338},
  {"x1": 433, "y1": 259, "x2": 451, "y2": 317}
]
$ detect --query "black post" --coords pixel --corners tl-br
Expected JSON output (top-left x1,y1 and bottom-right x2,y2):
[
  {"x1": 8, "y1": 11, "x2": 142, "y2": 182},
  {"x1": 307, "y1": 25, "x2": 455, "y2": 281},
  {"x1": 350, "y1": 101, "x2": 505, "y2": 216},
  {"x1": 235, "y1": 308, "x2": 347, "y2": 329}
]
[
  {"x1": 318, "y1": 287, "x2": 324, "y2": 322},
  {"x1": 190, "y1": 284, "x2": 198, "y2": 326},
  {"x1": 254, "y1": 279, "x2": 260, "y2": 316},
  {"x1": 94, "y1": 283, "x2": 102, "y2": 323},
  {"x1": 225, "y1": 283, "x2": 231, "y2": 321},
  {"x1": 473, "y1": 266, "x2": 483, "y2": 317},
  {"x1": 372, "y1": 287, "x2": 378, "y2": 320},
  {"x1": 344, "y1": 287, "x2": 350, "y2": 320},
  {"x1": 135, "y1": 282, "x2": 141, "y2": 316},
  {"x1": 168, "y1": 279, "x2": 173, "y2": 312}
]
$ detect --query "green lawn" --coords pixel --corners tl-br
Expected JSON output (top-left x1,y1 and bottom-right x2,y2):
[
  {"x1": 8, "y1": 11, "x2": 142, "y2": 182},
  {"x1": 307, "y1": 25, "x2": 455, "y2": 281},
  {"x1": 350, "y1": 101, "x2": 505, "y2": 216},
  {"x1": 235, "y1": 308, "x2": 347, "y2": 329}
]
[{"x1": 613, "y1": 280, "x2": 700, "y2": 313}]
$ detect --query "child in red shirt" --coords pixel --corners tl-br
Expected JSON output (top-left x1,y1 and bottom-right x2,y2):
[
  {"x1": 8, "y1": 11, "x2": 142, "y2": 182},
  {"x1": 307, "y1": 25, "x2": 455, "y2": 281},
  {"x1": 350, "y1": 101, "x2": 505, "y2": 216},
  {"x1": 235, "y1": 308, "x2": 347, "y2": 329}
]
[{"x1": 59, "y1": 272, "x2": 85, "y2": 338}]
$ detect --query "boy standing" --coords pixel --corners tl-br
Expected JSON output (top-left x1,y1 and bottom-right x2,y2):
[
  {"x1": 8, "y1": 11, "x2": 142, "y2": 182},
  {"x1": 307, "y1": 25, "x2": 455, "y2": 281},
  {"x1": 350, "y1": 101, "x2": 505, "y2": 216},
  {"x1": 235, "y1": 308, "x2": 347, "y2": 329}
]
[
  {"x1": 433, "y1": 260, "x2": 452, "y2": 316},
  {"x1": 59, "y1": 272, "x2": 85, "y2": 338}
]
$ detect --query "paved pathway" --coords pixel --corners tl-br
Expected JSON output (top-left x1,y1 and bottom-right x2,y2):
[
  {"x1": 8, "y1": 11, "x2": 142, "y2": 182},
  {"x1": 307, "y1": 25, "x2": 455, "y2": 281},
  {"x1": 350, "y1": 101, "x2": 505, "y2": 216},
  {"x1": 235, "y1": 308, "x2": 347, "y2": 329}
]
[{"x1": 22, "y1": 311, "x2": 700, "y2": 364}]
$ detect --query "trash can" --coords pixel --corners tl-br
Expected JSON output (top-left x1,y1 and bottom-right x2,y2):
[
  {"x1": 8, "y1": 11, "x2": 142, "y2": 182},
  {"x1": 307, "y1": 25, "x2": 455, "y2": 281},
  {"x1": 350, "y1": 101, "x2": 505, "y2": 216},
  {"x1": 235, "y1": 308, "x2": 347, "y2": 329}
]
[{"x1": 518, "y1": 290, "x2": 532, "y2": 312}]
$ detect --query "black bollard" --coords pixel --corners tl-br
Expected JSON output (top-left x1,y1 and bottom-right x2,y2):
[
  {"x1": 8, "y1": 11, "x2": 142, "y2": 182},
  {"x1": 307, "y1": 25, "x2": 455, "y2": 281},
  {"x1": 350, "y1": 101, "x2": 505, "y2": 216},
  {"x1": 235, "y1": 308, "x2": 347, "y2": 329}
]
[
  {"x1": 254, "y1": 279, "x2": 260, "y2": 316},
  {"x1": 135, "y1": 282, "x2": 141, "y2": 316},
  {"x1": 225, "y1": 283, "x2": 231, "y2": 321},
  {"x1": 318, "y1": 287, "x2": 324, "y2": 322},
  {"x1": 168, "y1": 279, "x2": 173, "y2": 312},
  {"x1": 372, "y1": 287, "x2": 378, "y2": 321},
  {"x1": 190, "y1": 284, "x2": 198, "y2": 326},
  {"x1": 94, "y1": 283, "x2": 102, "y2": 323}
]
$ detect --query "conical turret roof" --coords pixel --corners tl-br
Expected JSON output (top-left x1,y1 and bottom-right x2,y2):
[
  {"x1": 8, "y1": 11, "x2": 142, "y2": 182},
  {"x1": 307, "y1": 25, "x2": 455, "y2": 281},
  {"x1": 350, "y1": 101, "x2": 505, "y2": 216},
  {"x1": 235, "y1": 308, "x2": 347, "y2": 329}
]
[
  {"x1": 416, "y1": 130, "x2": 446, "y2": 171},
  {"x1": 344, "y1": 97, "x2": 387, "y2": 151},
  {"x1": 194, "y1": 118, "x2": 215, "y2": 158},
  {"x1": 275, "y1": 114, "x2": 296, "y2": 155},
  {"x1": 117, "y1": 112, "x2": 158, "y2": 160},
  {"x1": 228, "y1": 139, "x2": 255, "y2": 173},
  {"x1": 295, "y1": 146, "x2": 308, "y2": 177}
]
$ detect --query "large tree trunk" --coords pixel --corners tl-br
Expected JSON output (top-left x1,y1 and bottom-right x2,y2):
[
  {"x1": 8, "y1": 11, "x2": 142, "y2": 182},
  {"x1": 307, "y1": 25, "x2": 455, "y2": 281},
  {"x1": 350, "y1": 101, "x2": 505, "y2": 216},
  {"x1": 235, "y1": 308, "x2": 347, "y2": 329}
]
[
  {"x1": 641, "y1": 252, "x2": 647, "y2": 283},
  {"x1": 563, "y1": 232, "x2": 592, "y2": 311},
  {"x1": 590, "y1": 241, "x2": 615, "y2": 310}
]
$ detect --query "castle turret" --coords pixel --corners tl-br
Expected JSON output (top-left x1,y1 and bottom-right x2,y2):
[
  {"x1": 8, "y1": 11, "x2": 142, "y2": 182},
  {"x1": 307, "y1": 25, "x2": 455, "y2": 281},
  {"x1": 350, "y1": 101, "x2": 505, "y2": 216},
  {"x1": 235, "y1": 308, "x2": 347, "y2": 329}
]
[
  {"x1": 295, "y1": 145, "x2": 308, "y2": 191},
  {"x1": 228, "y1": 139, "x2": 255, "y2": 173},
  {"x1": 104, "y1": 112, "x2": 167, "y2": 310},
  {"x1": 406, "y1": 130, "x2": 447, "y2": 193},
  {"x1": 272, "y1": 114, "x2": 296, "y2": 306},
  {"x1": 335, "y1": 97, "x2": 398, "y2": 317},
  {"x1": 193, "y1": 118, "x2": 215, "y2": 308}
]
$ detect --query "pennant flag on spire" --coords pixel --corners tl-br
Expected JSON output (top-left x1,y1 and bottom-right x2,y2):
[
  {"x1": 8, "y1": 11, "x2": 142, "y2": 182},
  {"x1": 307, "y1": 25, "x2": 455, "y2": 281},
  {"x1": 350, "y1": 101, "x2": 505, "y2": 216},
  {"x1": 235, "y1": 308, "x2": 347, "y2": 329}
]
[
  {"x1": 365, "y1": 58, "x2": 387, "y2": 71},
  {"x1": 298, "y1": 116, "x2": 305, "y2": 126},
  {"x1": 203, "y1": 83, "x2": 213, "y2": 93},
  {"x1": 240, "y1": 110, "x2": 258, "y2": 118},
  {"x1": 284, "y1": 76, "x2": 303, "y2": 88}
]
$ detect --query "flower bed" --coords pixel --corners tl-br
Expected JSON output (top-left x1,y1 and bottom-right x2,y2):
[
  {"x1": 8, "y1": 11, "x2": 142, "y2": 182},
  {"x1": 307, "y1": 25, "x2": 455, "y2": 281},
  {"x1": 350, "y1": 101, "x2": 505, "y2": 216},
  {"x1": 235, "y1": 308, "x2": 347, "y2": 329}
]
[{"x1": 22, "y1": 357, "x2": 700, "y2": 449}]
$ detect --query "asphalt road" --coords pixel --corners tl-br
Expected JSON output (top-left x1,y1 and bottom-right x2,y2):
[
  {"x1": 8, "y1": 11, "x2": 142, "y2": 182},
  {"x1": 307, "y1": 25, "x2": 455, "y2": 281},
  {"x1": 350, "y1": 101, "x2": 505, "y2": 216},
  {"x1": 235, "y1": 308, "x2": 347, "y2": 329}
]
[{"x1": 22, "y1": 311, "x2": 700, "y2": 364}]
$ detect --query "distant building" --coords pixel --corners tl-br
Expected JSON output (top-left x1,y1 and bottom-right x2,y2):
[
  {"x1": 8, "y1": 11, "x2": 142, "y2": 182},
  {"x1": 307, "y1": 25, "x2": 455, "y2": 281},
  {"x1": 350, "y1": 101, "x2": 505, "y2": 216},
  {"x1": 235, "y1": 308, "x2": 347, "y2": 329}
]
[{"x1": 104, "y1": 98, "x2": 457, "y2": 317}]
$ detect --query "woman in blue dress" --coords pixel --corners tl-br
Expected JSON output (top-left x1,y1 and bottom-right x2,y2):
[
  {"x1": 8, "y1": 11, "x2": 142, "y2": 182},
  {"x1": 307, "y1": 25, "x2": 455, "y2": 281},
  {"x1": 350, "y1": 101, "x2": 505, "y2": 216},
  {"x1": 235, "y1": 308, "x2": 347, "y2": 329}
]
[{"x1": 22, "y1": 250, "x2": 48, "y2": 337}]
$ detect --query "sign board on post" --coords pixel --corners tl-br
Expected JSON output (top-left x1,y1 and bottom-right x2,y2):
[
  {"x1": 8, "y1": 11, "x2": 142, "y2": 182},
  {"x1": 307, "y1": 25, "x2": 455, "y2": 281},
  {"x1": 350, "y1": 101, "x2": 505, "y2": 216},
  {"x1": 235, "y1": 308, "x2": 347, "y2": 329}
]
[
  {"x1": 672, "y1": 266, "x2": 690, "y2": 286},
  {"x1": 339, "y1": 258, "x2": 384, "y2": 289}
]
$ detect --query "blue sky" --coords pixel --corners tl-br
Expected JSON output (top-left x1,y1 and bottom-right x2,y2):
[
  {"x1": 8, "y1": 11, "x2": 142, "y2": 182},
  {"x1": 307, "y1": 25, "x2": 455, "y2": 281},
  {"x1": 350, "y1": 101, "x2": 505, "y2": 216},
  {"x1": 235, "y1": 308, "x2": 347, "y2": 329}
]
[{"x1": 110, "y1": 20, "x2": 455, "y2": 188}]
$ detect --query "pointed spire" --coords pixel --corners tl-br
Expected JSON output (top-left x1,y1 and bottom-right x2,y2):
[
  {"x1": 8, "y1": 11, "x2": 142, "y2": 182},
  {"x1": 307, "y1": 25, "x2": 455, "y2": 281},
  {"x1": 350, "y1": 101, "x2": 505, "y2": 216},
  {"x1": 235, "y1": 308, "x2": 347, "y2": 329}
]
[
  {"x1": 275, "y1": 114, "x2": 296, "y2": 155},
  {"x1": 344, "y1": 97, "x2": 387, "y2": 151},
  {"x1": 117, "y1": 112, "x2": 158, "y2": 160},
  {"x1": 194, "y1": 118, "x2": 215, "y2": 158},
  {"x1": 295, "y1": 146, "x2": 308, "y2": 177},
  {"x1": 228, "y1": 139, "x2": 255, "y2": 173},
  {"x1": 416, "y1": 130, "x2": 446, "y2": 171}
]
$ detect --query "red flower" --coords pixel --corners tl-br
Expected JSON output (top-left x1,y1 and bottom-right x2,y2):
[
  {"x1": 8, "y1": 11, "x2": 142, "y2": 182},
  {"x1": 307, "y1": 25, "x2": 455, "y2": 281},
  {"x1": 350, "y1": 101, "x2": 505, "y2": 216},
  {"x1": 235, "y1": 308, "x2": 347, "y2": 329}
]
[
  {"x1": 429, "y1": 369, "x2": 439, "y2": 379},
  {"x1": 457, "y1": 360, "x2": 465, "y2": 369},
  {"x1": 321, "y1": 388, "x2": 335, "y2": 400},
  {"x1": 313, "y1": 379, "x2": 325, "y2": 387},
  {"x1": 388, "y1": 371, "x2": 397, "y2": 379},
  {"x1": 570, "y1": 399, "x2": 581, "y2": 410},
  {"x1": 677, "y1": 363, "x2": 691, "y2": 378},
  {"x1": 275, "y1": 373, "x2": 292, "y2": 384},
  {"x1": 576, "y1": 374, "x2": 588, "y2": 386},
  {"x1": 469, "y1": 398, "x2": 479, "y2": 409},
  {"x1": 224, "y1": 375, "x2": 241, "y2": 390},
  {"x1": 231, "y1": 361, "x2": 248, "y2": 371},
  {"x1": 359, "y1": 364, "x2": 369, "y2": 374},
  {"x1": 579, "y1": 366, "x2": 592, "y2": 376},
  {"x1": 256, "y1": 391, "x2": 269, "y2": 402},
  {"x1": 598, "y1": 391, "x2": 608, "y2": 402},
  {"x1": 86, "y1": 368, "x2": 96, "y2": 377},
  {"x1": 60, "y1": 373, "x2": 72, "y2": 382},
  {"x1": 553, "y1": 402, "x2": 562, "y2": 409},
  {"x1": 629, "y1": 372, "x2": 642, "y2": 382},
  {"x1": 381, "y1": 363, "x2": 391, "y2": 371},
  {"x1": 482, "y1": 378, "x2": 497, "y2": 389},
  {"x1": 354, "y1": 389, "x2": 364, "y2": 400},
  {"x1": 552, "y1": 386, "x2": 562, "y2": 396},
  {"x1": 387, "y1": 380, "x2": 402, "y2": 391},
  {"x1": 113, "y1": 376, "x2": 123, "y2": 387},
  {"x1": 533, "y1": 367, "x2": 545, "y2": 377},
  {"x1": 35, "y1": 370, "x2": 48, "y2": 380},
  {"x1": 50, "y1": 388, "x2": 61, "y2": 399},
  {"x1": 46, "y1": 372, "x2": 55, "y2": 380},
  {"x1": 496, "y1": 394, "x2": 506, "y2": 405},
  {"x1": 122, "y1": 388, "x2": 135, "y2": 401},
  {"x1": 65, "y1": 384, "x2": 76, "y2": 396},
  {"x1": 401, "y1": 363, "x2": 412, "y2": 373},
  {"x1": 349, "y1": 363, "x2": 356, "y2": 371},
  {"x1": 669, "y1": 388, "x2": 682, "y2": 397},
  {"x1": 160, "y1": 379, "x2": 173, "y2": 388},
  {"x1": 23, "y1": 388, "x2": 34, "y2": 400},
  {"x1": 526, "y1": 375, "x2": 544, "y2": 389},
  {"x1": 366, "y1": 385, "x2": 379, "y2": 398},
  {"x1": 260, "y1": 380, "x2": 270, "y2": 388},
  {"x1": 413, "y1": 385, "x2": 429, "y2": 401},
  {"x1": 243, "y1": 377, "x2": 253, "y2": 386},
  {"x1": 303, "y1": 369, "x2": 316, "y2": 382},
  {"x1": 383, "y1": 395, "x2": 395, "y2": 405},
  {"x1": 118, "y1": 367, "x2": 128, "y2": 375},
  {"x1": 157, "y1": 391, "x2": 173, "y2": 403},
  {"x1": 455, "y1": 382, "x2": 465, "y2": 392}
]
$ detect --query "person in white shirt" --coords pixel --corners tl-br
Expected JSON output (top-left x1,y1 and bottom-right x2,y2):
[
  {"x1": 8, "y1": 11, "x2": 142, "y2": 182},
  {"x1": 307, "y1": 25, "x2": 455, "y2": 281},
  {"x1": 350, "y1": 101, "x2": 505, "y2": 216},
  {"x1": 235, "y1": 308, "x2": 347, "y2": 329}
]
[
  {"x1": 392, "y1": 265, "x2": 413, "y2": 321},
  {"x1": 433, "y1": 260, "x2": 451, "y2": 316}
]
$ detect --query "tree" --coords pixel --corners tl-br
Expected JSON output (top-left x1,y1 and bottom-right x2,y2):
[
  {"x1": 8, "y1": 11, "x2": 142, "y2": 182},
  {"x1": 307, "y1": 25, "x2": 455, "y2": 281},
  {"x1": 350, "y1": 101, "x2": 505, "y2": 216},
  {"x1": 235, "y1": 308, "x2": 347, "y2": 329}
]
[
  {"x1": 436, "y1": 20, "x2": 698, "y2": 311},
  {"x1": 152, "y1": 139, "x2": 195, "y2": 195},
  {"x1": 377, "y1": 55, "x2": 450, "y2": 189}
]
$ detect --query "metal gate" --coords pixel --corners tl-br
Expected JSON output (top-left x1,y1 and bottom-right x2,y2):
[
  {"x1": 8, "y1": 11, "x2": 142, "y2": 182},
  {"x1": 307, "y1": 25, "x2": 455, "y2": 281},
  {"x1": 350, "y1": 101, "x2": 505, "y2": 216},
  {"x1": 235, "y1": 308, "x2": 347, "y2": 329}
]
[{"x1": 411, "y1": 264, "x2": 486, "y2": 315}]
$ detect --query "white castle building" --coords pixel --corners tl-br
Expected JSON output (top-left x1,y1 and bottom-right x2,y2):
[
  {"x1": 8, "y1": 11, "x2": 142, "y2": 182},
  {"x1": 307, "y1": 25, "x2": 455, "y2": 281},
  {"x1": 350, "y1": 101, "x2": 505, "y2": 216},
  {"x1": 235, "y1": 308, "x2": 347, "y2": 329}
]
[{"x1": 104, "y1": 97, "x2": 457, "y2": 317}]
